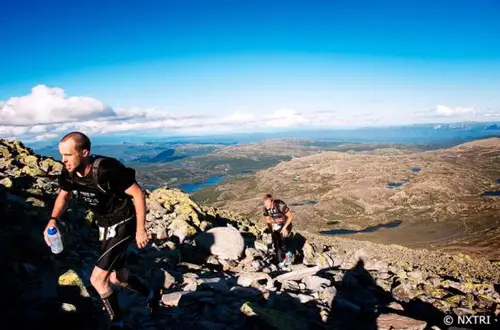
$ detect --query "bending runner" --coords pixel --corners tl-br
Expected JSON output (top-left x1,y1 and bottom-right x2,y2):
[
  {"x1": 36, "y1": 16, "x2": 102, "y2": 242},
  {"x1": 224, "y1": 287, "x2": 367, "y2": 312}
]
[
  {"x1": 43, "y1": 131, "x2": 158, "y2": 330},
  {"x1": 262, "y1": 194, "x2": 295, "y2": 268}
]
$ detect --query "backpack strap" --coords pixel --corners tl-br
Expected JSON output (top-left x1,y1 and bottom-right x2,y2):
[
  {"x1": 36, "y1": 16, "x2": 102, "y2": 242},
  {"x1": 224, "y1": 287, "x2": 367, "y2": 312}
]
[
  {"x1": 92, "y1": 156, "x2": 109, "y2": 194},
  {"x1": 275, "y1": 199, "x2": 290, "y2": 216}
]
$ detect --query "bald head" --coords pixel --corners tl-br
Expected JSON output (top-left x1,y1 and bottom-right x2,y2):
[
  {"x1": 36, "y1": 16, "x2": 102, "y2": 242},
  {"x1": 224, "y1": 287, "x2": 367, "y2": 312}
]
[
  {"x1": 59, "y1": 132, "x2": 91, "y2": 174},
  {"x1": 60, "y1": 131, "x2": 91, "y2": 153}
]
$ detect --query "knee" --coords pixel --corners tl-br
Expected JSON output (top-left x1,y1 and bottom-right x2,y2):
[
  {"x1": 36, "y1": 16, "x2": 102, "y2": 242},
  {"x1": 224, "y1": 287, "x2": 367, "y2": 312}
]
[{"x1": 109, "y1": 270, "x2": 128, "y2": 286}]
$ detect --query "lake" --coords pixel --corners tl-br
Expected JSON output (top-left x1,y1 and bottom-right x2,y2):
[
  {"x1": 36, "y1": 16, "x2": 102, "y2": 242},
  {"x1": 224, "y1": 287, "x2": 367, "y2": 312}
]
[
  {"x1": 481, "y1": 191, "x2": 500, "y2": 197},
  {"x1": 320, "y1": 220, "x2": 402, "y2": 235},
  {"x1": 177, "y1": 175, "x2": 225, "y2": 194},
  {"x1": 387, "y1": 179, "x2": 410, "y2": 189},
  {"x1": 290, "y1": 200, "x2": 318, "y2": 206}
]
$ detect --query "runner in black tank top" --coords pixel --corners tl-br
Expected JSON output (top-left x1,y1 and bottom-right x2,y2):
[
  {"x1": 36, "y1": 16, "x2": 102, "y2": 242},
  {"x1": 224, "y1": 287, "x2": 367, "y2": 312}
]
[{"x1": 43, "y1": 132, "x2": 159, "y2": 330}]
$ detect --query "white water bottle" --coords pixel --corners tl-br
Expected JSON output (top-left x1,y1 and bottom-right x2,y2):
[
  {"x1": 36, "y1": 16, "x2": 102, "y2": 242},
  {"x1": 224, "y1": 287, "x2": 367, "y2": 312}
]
[{"x1": 47, "y1": 226, "x2": 64, "y2": 254}]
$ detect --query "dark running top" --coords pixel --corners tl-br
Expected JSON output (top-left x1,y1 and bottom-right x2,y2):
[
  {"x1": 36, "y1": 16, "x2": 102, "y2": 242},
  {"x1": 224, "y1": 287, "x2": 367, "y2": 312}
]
[
  {"x1": 58, "y1": 156, "x2": 136, "y2": 226},
  {"x1": 263, "y1": 199, "x2": 290, "y2": 222}
]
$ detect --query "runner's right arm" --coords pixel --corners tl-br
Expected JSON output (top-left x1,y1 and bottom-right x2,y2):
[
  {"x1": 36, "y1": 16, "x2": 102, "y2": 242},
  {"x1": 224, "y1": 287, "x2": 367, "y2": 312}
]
[{"x1": 50, "y1": 188, "x2": 72, "y2": 219}]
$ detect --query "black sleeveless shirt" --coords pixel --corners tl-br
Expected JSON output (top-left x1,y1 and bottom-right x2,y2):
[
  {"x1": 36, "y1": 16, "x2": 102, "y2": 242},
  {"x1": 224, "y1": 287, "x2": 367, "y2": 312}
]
[
  {"x1": 58, "y1": 157, "x2": 136, "y2": 226},
  {"x1": 263, "y1": 199, "x2": 290, "y2": 223}
]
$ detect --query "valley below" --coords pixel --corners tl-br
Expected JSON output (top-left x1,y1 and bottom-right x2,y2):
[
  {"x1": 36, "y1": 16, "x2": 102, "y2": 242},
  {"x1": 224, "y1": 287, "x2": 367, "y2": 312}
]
[
  {"x1": 193, "y1": 138, "x2": 500, "y2": 261},
  {"x1": 32, "y1": 132, "x2": 500, "y2": 261}
]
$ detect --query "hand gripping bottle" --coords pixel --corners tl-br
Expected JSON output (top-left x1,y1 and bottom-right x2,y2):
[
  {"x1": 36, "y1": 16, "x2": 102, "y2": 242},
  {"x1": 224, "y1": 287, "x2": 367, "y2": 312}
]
[{"x1": 47, "y1": 227, "x2": 64, "y2": 254}]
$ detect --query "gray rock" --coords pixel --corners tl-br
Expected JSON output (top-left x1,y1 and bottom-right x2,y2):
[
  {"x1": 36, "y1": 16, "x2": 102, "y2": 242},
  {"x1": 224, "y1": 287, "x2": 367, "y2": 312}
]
[
  {"x1": 169, "y1": 219, "x2": 198, "y2": 243},
  {"x1": 183, "y1": 283, "x2": 197, "y2": 292},
  {"x1": 302, "y1": 242, "x2": 317, "y2": 265},
  {"x1": 161, "y1": 292, "x2": 185, "y2": 307},
  {"x1": 366, "y1": 260, "x2": 389, "y2": 273},
  {"x1": 162, "y1": 290, "x2": 215, "y2": 307},
  {"x1": 155, "y1": 226, "x2": 168, "y2": 240},
  {"x1": 60, "y1": 303, "x2": 76, "y2": 312},
  {"x1": 183, "y1": 272, "x2": 199, "y2": 283},
  {"x1": 254, "y1": 240, "x2": 268, "y2": 252},
  {"x1": 281, "y1": 280, "x2": 300, "y2": 292},
  {"x1": 453, "y1": 307, "x2": 476, "y2": 316},
  {"x1": 199, "y1": 221, "x2": 212, "y2": 232},
  {"x1": 163, "y1": 269, "x2": 176, "y2": 289},
  {"x1": 262, "y1": 233, "x2": 273, "y2": 244},
  {"x1": 206, "y1": 255, "x2": 220, "y2": 265},
  {"x1": 178, "y1": 262, "x2": 203, "y2": 270},
  {"x1": 377, "y1": 313, "x2": 427, "y2": 330},
  {"x1": 274, "y1": 265, "x2": 326, "y2": 284},
  {"x1": 290, "y1": 264, "x2": 308, "y2": 272},
  {"x1": 378, "y1": 272, "x2": 392, "y2": 280},
  {"x1": 319, "y1": 286, "x2": 337, "y2": 307},
  {"x1": 146, "y1": 213, "x2": 157, "y2": 223},
  {"x1": 197, "y1": 277, "x2": 224, "y2": 285},
  {"x1": 392, "y1": 282, "x2": 417, "y2": 302},
  {"x1": 408, "y1": 269, "x2": 423, "y2": 282},
  {"x1": 195, "y1": 226, "x2": 245, "y2": 260},
  {"x1": 237, "y1": 272, "x2": 272, "y2": 288},
  {"x1": 245, "y1": 247, "x2": 260, "y2": 258},
  {"x1": 315, "y1": 253, "x2": 336, "y2": 268},
  {"x1": 288, "y1": 293, "x2": 315, "y2": 304},
  {"x1": 426, "y1": 275, "x2": 442, "y2": 287},
  {"x1": 250, "y1": 260, "x2": 264, "y2": 272},
  {"x1": 388, "y1": 265, "x2": 399, "y2": 274},
  {"x1": 302, "y1": 275, "x2": 331, "y2": 291}
]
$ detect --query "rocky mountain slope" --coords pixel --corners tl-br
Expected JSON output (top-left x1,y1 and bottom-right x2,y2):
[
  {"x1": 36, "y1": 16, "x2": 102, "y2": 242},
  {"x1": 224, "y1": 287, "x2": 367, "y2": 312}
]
[
  {"x1": 1, "y1": 138, "x2": 500, "y2": 330},
  {"x1": 193, "y1": 138, "x2": 500, "y2": 260}
]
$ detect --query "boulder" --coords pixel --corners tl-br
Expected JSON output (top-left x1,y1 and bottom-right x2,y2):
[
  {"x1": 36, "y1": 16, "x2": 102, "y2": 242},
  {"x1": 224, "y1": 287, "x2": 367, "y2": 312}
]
[{"x1": 195, "y1": 226, "x2": 244, "y2": 260}]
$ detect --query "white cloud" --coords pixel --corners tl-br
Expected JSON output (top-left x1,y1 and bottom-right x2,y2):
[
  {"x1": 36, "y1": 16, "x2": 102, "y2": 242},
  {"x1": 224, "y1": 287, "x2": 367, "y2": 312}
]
[
  {"x1": 411, "y1": 104, "x2": 500, "y2": 123},
  {"x1": 267, "y1": 108, "x2": 308, "y2": 127},
  {"x1": 435, "y1": 105, "x2": 475, "y2": 117},
  {"x1": 2, "y1": 85, "x2": 498, "y2": 142},
  {"x1": 0, "y1": 86, "x2": 324, "y2": 141},
  {"x1": 34, "y1": 133, "x2": 59, "y2": 141},
  {"x1": 0, "y1": 84, "x2": 115, "y2": 125}
]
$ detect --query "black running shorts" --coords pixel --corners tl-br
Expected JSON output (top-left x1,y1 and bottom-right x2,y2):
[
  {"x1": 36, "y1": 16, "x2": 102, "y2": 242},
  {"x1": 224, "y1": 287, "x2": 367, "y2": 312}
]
[{"x1": 96, "y1": 217, "x2": 136, "y2": 271}]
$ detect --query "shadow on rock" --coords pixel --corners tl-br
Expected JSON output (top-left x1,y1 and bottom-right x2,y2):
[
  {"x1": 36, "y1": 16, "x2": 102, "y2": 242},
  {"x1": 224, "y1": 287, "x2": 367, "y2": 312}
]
[
  {"x1": 329, "y1": 259, "x2": 447, "y2": 330},
  {"x1": 159, "y1": 269, "x2": 326, "y2": 330},
  {"x1": 0, "y1": 179, "x2": 107, "y2": 330}
]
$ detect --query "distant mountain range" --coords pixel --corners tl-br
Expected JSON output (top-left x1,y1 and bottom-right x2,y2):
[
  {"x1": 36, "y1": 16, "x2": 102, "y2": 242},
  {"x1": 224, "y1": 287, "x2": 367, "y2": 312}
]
[{"x1": 27, "y1": 121, "x2": 500, "y2": 151}]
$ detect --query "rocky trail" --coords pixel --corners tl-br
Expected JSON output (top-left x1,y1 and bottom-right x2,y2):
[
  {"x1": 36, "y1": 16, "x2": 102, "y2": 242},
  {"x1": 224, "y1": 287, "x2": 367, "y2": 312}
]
[{"x1": 1, "y1": 139, "x2": 500, "y2": 330}]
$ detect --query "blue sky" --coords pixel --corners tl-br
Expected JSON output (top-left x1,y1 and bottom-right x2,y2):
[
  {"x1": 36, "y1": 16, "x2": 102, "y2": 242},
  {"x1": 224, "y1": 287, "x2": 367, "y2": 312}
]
[{"x1": 1, "y1": 0, "x2": 499, "y2": 141}]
